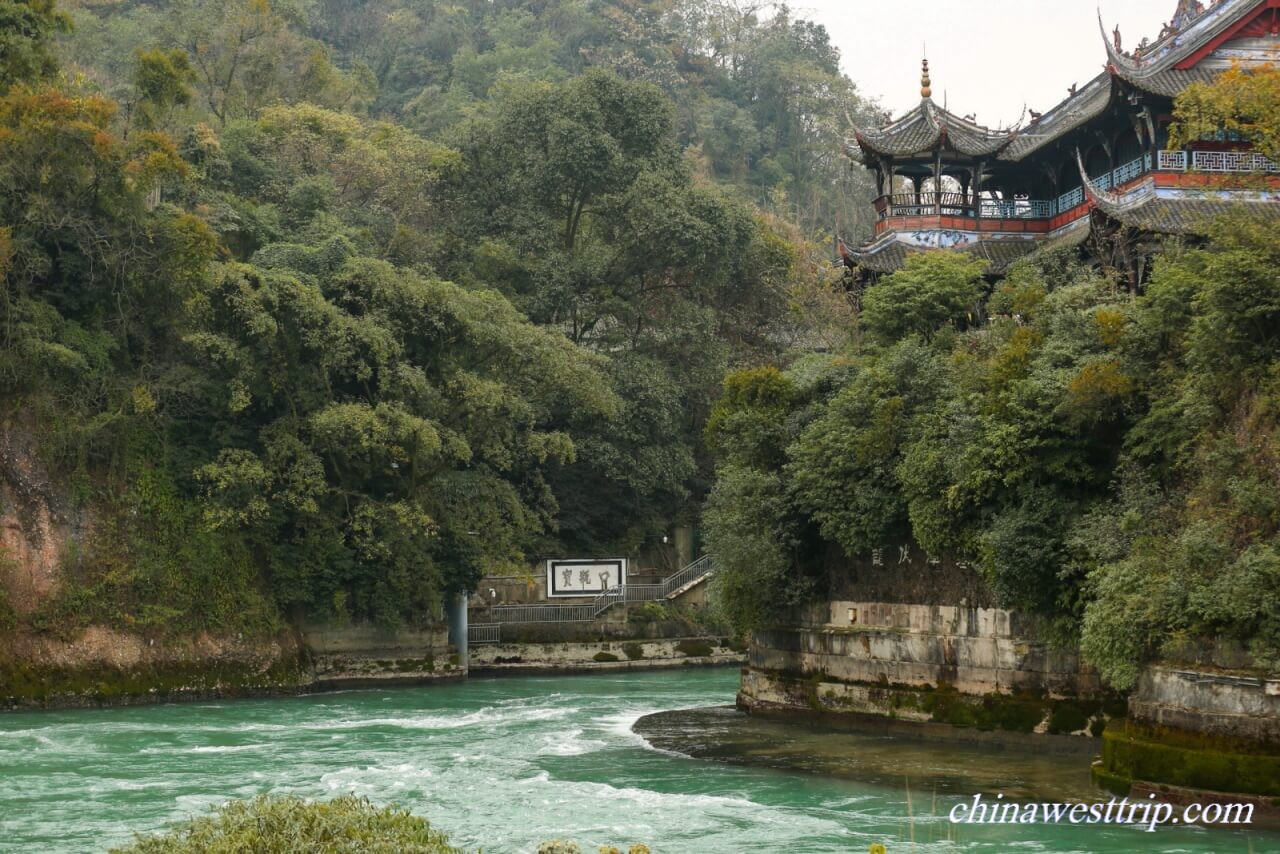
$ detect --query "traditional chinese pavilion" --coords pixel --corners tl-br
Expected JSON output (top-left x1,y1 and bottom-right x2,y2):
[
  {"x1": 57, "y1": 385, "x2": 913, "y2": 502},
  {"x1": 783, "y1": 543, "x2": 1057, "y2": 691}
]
[{"x1": 844, "y1": 0, "x2": 1280, "y2": 285}]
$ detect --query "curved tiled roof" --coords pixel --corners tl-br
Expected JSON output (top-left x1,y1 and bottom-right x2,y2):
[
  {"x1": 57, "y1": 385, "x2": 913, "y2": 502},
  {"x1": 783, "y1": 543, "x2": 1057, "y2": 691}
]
[
  {"x1": 849, "y1": 231, "x2": 1060, "y2": 275},
  {"x1": 1101, "y1": 0, "x2": 1265, "y2": 82},
  {"x1": 1078, "y1": 151, "x2": 1280, "y2": 233},
  {"x1": 850, "y1": 2, "x2": 1273, "y2": 169},
  {"x1": 999, "y1": 72, "x2": 1114, "y2": 161},
  {"x1": 1110, "y1": 64, "x2": 1223, "y2": 96},
  {"x1": 851, "y1": 100, "x2": 1018, "y2": 159}
]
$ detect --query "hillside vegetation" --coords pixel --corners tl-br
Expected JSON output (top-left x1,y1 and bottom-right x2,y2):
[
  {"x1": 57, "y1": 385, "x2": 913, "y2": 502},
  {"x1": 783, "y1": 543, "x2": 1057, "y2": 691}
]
[
  {"x1": 0, "y1": 0, "x2": 869, "y2": 635},
  {"x1": 706, "y1": 206, "x2": 1280, "y2": 686},
  {"x1": 3, "y1": 0, "x2": 1275, "y2": 691}
]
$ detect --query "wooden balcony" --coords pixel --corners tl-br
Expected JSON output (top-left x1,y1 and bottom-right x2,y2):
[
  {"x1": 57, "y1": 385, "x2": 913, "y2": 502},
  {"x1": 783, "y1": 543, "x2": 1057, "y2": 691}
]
[{"x1": 872, "y1": 150, "x2": 1280, "y2": 237}]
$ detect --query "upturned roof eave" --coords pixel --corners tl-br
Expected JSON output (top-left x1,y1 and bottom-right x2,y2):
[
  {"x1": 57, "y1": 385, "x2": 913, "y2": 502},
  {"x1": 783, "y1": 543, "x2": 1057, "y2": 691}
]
[
  {"x1": 1099, "y1": 0, "x2": 1265, "y2": 80},
  {"x1": 850, "y1": 99, "x2": 1019, "y2": 160}
]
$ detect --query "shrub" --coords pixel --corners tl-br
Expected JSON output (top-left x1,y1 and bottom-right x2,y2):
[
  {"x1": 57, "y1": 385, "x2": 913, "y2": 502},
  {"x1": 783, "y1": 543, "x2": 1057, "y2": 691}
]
[
  {"x1": 675, "y1": 639, "x2": 714, "y2": 657},
  {"x1": 110, "y1": 795, "x2": 464, "y2": 853},
  {"x1": 630, "y1": 601, "x2": 673, "y2": 624}
]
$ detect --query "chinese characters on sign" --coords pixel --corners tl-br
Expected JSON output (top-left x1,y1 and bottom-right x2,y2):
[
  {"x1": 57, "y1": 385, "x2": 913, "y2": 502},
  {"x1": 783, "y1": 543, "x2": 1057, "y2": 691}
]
[
  {"x1": 867, "y1": 547, "x2": 975, "y2": 571},
  {"x1": 546, "y1": 559, "x2": 628, "y2": 597}
]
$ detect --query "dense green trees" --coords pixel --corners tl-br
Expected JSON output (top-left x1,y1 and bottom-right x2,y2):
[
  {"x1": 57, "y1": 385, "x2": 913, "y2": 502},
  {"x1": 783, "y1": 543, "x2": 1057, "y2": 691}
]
[
  {"x1": 0, "y1": 0, "x2": 70, "y2": 89},
  {"x1": 705, "y1": 218, "x2": 1280, "y2": 685},
  {"x1": 53, "y1": 0, "x2": 877, "y2": 237},
  {"x1": 0, "y1": 68, "x2": 613, "y2": 629},
  {"x1": 1, "y1": 0, "x2": 858, "y2": 634}
]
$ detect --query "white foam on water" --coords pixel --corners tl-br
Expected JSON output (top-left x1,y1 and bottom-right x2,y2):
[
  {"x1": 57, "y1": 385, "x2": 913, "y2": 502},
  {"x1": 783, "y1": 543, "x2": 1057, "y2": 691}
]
[
  {"x1": 138, "y1": 743, "x2": 268, "y2": 755},
  {"x1": 186, "y1": 743, "x2": 269, "y2": 754},
  {"x1": 218, "y1": 704, "x2": 579, "y2": 734},
  {"x1": 535, "y1": 728, "x2": 608, "y2": 756},
  {"x1": 318, "y1": 761, "x2": 437, "y2": 795},
  {"x1": 4, "y1": 669, "x2": 1270, "y2": 854},
  {"x1": 594, "y1": 707, "x2": 660, "y2": 742}
]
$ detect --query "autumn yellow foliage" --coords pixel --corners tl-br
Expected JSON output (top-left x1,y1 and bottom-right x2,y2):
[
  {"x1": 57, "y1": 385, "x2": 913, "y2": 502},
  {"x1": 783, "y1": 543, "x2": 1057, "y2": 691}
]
[{"x1": 1169, "y1": 64, "x2": 1280, "y2": 160}]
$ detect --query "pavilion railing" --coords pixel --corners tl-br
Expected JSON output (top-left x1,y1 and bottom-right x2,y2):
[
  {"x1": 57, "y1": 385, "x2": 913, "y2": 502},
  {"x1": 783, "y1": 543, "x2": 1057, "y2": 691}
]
[
  {"x1": 1157, "y1": 149, "x2": 1279, "y2": 173},
  {"x1": 1054, "y1": 186, "x2": 1086, "y2": 213},
  {"x1": 879, "y1": 154, "x2": 1162, "y2": 224},
  {"x1": 879, "y1": 150, "x2": 1274, "y2": 225},
  {"x1": 1191, "y1": 150, "x2": 1279, "y2": 173},
  {"x1": 879, "y1": 192, "x2": 973, "y2": 217},
  {"x1": 978, "y1": 199, "x2": 1056, "y2": 219}
]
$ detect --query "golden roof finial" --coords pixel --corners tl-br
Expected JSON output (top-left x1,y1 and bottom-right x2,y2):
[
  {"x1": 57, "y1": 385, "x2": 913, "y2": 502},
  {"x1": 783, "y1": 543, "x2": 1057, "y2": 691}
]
[{"x1": 920, "y1": 58, "x2": 932, "y2": 99}]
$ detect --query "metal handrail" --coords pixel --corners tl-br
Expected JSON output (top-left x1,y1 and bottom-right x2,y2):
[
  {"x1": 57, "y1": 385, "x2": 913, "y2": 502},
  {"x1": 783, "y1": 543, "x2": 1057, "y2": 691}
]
[
  {"x1": 487, "y1": 555, "x2": 717, "y2": 624},
  {"x1": 468, "y1": 623, "x2": 502, "y2": 644}
]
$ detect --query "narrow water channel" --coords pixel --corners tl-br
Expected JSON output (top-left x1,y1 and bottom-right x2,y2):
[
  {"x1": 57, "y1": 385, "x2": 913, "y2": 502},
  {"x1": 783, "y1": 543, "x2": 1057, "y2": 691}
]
[{"x1": 0, "y1": 668, "x2": 1272, "y2": 852}]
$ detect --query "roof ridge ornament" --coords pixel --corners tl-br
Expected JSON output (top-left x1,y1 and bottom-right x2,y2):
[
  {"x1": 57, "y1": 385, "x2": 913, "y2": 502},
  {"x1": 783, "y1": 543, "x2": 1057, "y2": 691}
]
[{"x1": 921, "y1": 58, "x2": 932, "y2": 100}]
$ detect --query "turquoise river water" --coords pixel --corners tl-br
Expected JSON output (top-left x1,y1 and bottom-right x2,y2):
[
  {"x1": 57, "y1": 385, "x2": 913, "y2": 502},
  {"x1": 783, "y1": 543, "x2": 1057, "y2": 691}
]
[{"x1": 0, "y1": 667, "x2": 1276, "y2": 853}]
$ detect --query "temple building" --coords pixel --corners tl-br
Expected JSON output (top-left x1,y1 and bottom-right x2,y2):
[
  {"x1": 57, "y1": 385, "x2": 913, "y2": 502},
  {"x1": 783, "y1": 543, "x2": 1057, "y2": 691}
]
[{"x1": 844, "y1": 0, "x2": 1280, "y2": 286}]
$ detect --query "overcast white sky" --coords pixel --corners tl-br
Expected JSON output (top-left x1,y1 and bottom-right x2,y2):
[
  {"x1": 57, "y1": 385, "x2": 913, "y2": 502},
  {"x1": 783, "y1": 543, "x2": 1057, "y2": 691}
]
[{"x1": 796, "y1": 0, "x2": 1178, "y2": 127}]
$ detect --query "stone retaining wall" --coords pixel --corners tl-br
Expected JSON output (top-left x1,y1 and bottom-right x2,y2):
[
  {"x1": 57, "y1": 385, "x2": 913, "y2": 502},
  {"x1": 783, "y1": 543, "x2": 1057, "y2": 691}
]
[
  {"x1": 1094, "y1": 665, "x2": 1280, "y2": 811},
  {"x1": 470, "y1": 636, "x2": 744, "y2": 673},
  {"x1": 750, "y1": 601, "x2": 1101, "y2": 697},
  {"x1": 1130, "y1": 666, "x2": 1280, "y2": 746},
  {"x1": 302, "y1": 623, "x2": 463, "y2": 689},
  {"x1": 739, "y1": 601, "x2": 1111, "y2": 739}
]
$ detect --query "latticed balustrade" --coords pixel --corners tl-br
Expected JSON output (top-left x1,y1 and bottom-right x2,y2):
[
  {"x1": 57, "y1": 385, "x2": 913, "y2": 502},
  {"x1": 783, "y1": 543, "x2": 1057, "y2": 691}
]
[{"x1": 874, "y1": 150, "x2": 1275, "y2": 225}]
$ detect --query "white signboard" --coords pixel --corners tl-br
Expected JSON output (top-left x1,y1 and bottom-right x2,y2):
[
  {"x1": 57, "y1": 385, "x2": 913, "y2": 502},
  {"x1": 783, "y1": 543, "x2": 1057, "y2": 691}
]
[{"x1": 547, "y1": 558, "x2": 627, "y2": 597}]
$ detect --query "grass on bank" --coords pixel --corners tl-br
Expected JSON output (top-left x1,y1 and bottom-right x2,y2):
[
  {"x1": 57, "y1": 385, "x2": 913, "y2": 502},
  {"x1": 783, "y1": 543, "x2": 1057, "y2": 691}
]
[
  {"x1": 110, "y1": 795, "x2": 463, "y2": 853},
  {"x1": 109, "y1": 795, "x2": 654, "y2": 853}
]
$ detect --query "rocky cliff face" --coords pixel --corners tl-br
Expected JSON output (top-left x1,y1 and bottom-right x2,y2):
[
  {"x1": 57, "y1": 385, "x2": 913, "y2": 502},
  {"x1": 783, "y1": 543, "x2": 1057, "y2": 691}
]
[
  {"x1": 0, "y1": 420, "x2": 78, "y2": 618},
  {"x1": 0, "y1": 418, "x2": 466, "y2": 709},
  {"x1": 0, "y1": 420, "x2": 309, "y2": 708}
]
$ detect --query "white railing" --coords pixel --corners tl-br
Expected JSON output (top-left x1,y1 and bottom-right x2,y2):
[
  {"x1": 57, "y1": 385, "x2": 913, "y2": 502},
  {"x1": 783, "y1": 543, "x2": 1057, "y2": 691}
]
[
  {"x1": 468, "y1": 623, "x2": 502, "y2": 644},
  {"x1": 658, "y1": 554, "x2": 716, "y2": 597},
  {"x1": 489, "y1": 602, "x2": 596, "y2": 623},
  {"x1": 487, "y1": 555, "x2": 717, "y2": 624},
  {"x1": 1158, "y1": 150, "x2": 1188, "y2": 171},
  {"x1": 1192, "y1": 150, "x2": 1279, "y2": 173}
]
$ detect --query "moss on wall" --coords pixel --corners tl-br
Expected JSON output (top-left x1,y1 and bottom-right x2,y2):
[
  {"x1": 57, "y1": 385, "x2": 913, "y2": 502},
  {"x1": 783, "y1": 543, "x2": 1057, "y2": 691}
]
[
  {"x1": 747, "y1": 668, "x2": 1116, "y2": 738},
  {"x1": 922, "y1": 685, "x2": 1057, "y2": 733},
  {"x1": 0, "y1": 651, "x2": 312, "y2": 709},
  {"x1": 1099, "y1": 721, "x2": 1280, "y2": 797},
  {"x1": 1090, "y1": 763, "x2": 1133, "y2": 797}
]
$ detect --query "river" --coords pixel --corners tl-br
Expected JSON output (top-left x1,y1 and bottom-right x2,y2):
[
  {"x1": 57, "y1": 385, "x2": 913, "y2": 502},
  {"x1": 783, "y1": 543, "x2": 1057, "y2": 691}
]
[{"x1": 0, "y1": 667, "x2": 1273, "y2": 852}]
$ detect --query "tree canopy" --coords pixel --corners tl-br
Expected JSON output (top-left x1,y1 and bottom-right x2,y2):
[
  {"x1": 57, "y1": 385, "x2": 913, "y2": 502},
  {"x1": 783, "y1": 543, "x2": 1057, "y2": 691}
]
[{"x1": 0, "y1": 0, "x2": 864, "y2": 634}]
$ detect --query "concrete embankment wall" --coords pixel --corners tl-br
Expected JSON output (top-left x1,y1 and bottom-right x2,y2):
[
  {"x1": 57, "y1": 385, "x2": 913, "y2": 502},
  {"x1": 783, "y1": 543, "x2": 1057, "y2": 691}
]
[
  {"x1": 302, "y1": 623, "x2": 463, "y2": 689},
  {"x1": 0, "y1": 628, "x2": 314, "y2": 709},
  {"x1": 0, "y1": 622, "x2": 466, "y2": 709},
  {"x1": 471, "y1": 636, "x2": 743, "y2": 673},
  {"x1": 1129, "y1": 665, "x2": 1280, "y2": 745},
  {"x1": 740, "y1": 600, "x2": 1113, "y2": 739},
  {"x1": 1095, "y1": 664, "x2": 1280, "y2": 818}
]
